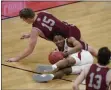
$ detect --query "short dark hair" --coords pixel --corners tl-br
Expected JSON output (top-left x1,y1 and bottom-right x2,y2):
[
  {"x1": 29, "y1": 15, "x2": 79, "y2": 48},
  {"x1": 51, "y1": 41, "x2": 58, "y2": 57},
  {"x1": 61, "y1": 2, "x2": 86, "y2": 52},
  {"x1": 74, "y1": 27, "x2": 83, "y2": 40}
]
[
  {"x1": 97, "y1": 47, "x2": 111, "y2": 66},
  {"x1": 19, "y1": 8, "x2": 35, "y2": 19},
  {"x1": 51, "y1": 31, "x2": 66, "y2": 41}
]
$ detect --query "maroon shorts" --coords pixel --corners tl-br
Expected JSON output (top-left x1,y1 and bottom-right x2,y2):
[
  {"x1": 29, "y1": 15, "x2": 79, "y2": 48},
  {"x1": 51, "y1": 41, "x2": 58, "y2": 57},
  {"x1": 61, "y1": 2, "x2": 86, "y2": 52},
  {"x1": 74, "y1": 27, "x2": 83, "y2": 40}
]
[{"x1": 69, "y1": 25, "x2": 81, "y2": 40}]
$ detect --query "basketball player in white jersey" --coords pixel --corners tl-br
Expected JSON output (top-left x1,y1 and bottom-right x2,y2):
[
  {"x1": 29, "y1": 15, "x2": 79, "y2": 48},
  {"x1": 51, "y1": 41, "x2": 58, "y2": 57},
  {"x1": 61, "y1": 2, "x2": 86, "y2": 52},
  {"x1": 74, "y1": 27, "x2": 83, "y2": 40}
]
[{"x1": 33, "y1": 32, "x2": 94, "y2": 82}]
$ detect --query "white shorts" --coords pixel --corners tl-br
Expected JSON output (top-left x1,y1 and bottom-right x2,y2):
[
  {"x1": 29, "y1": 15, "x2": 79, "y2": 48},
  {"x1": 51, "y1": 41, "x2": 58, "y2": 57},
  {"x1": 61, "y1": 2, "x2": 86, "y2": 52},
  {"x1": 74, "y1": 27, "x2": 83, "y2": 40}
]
[
  {"x1": 71, "y1": 64, "x2": 92, "y2": 74},
  {"x1": 70, "y1": 50, "x2": 93, "y2": 66},
  {"x1": 69, "y1": 50, "x2": 94, "y2": 74}
]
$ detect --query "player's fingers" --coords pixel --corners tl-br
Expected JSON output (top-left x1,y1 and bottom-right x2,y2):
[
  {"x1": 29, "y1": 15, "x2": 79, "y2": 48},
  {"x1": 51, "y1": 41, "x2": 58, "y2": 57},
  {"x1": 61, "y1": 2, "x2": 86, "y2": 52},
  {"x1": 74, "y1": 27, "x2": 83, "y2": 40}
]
[
  {"x1": 20, "y1": 37, "x2": 24, "y2": 39},
  {"x1": 20, "y1": 36, "x2": 25, "y2": 39},
  {"x1": 6, "y1": 60, "x2": 11, "y2": 62}
]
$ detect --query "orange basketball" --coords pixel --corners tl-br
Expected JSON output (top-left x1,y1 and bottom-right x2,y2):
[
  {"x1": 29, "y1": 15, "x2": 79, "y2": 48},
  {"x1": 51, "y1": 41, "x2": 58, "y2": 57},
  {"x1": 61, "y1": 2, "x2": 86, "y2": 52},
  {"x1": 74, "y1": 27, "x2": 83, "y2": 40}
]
[{"x1": 48, "y1": 51, "x2": 64, "y2": 64}]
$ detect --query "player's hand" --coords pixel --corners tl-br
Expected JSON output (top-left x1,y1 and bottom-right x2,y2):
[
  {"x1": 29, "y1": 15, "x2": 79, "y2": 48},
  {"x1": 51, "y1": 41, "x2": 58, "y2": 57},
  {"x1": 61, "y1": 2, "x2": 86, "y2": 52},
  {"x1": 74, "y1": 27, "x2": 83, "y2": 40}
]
[
  {"x1": 6, "y1": 57, "x2": 19, "y2": 62},
  {"x1": 63, "y1": 51, "x2": 69, "y2": 58},
  {"x1": 72, "y1": 85, "x2": 79, "y2": 90},
  {"x1": 20, "y1": 33, "x2": 30, "y2": 39}
]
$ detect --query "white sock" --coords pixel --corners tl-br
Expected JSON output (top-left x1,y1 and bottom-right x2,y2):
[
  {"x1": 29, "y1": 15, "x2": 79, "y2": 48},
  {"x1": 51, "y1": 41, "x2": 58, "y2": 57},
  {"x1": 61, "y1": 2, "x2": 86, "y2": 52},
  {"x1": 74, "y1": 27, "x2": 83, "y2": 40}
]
[{"x1": 52, "y1": 64, "x2": 57, "y2": 70}]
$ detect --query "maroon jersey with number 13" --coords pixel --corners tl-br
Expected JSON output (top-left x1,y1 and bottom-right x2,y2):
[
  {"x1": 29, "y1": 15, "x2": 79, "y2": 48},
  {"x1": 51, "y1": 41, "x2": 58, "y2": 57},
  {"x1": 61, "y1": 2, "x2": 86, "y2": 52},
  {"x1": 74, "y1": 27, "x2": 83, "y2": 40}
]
[{"x1": 86, "y1": 64, "x2": 109, "y2": 90}]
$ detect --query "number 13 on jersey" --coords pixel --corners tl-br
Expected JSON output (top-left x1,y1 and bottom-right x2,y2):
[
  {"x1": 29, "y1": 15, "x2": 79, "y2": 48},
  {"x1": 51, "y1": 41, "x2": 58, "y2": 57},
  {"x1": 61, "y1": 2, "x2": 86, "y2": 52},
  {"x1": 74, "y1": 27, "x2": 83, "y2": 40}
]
[{"x1": 88, "y1": 72, "x2": 102, "y2": 89}]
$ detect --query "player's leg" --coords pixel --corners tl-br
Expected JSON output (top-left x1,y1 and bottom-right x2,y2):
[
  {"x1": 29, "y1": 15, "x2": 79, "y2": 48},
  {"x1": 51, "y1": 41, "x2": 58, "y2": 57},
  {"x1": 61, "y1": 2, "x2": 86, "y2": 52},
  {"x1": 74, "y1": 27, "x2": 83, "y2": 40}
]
[
  {"x1": 71, "y1": 65, "x2": 82, "y2": 75},
  {"x1": 37, "y1": 57, "x2": 76, "y2": 73},
  {"x1": 54, "y1": 67, "x2": 72, "y2": 79},
  {"x1": 33, "y1": 67, "x2": 72, "y2": 82},
  {"x1": 55, "y1": 57, "x2": 76, "y2": 69},
  {"x1": 54, "y1": 63, "x2": 92, "y2": 79},
  {"x1": 33, "y1": 64, "x2": 90, "y2": 82}
]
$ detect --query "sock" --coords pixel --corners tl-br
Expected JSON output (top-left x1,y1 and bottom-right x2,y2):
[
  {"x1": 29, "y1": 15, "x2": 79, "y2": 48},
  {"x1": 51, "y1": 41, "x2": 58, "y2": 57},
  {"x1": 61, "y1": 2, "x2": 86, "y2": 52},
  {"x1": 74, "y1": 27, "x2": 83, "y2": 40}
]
[{"x1": 52, "y1": 64, "x2": 57, "y2": 71}]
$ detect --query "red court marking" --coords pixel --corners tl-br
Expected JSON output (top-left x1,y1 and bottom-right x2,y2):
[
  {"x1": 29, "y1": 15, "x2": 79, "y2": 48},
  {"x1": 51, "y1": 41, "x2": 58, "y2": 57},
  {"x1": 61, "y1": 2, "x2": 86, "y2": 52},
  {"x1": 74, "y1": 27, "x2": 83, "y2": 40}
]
[{"x1": 2, "y1": 1, "x2": 76, "y2": 19}]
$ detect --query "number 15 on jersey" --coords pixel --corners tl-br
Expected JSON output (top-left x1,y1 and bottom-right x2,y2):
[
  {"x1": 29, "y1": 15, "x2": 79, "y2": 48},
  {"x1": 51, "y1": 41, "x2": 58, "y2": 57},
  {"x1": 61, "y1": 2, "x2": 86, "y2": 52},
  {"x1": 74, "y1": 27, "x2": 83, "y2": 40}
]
[{"x1": 41, "y1": 16, "x2": 55, "y2": 31}]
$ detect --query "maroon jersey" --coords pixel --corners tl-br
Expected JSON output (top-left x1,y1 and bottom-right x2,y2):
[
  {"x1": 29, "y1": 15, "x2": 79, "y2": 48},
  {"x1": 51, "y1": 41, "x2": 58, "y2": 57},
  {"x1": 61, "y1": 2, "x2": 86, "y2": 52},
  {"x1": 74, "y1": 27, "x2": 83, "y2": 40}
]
[
  {"x1": 86, "y1": 64, "x2": 110, "y2": 90},
  {"x1": 32, "y1": 12, "x2": 81, "y2": 41}
]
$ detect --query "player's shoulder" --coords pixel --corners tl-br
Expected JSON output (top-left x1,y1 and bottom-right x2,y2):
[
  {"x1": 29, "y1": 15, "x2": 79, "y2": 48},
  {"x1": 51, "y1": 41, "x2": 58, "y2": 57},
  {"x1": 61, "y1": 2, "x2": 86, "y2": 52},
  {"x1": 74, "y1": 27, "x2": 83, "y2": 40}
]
[{"x1": 67, "y1": 37, "x2": 76, "y2": 42}]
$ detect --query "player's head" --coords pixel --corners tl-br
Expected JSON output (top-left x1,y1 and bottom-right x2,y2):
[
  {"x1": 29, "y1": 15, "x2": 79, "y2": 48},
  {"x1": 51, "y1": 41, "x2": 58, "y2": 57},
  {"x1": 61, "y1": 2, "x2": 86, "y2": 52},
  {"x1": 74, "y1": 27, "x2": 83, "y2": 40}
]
[
  {"x1": 52, "y1": 32, "x2": 65, "y2": 48},
  {"x1": 19, "y1": 8, "x2": 35, "y2": 24},
  {"x1": 97, "y1": 47, "x2": 111, "y2": 66}
]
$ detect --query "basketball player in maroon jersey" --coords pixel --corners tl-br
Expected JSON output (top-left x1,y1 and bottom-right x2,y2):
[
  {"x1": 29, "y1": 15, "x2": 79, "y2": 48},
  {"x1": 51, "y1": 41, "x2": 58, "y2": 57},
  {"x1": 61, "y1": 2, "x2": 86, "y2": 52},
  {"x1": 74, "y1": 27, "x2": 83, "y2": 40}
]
[
  {"x1": 73, "y1": 47, "x2": 111, "y2": 90},
  {"x1": 7, "y1": 8, "x2": 97, "y2": 62}
]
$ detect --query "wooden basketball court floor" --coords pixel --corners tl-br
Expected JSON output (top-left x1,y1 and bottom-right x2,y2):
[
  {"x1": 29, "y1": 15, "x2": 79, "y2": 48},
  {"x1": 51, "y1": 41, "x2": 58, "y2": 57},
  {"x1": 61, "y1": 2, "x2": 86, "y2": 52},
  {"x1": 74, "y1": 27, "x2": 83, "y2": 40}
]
[{"x1": 2, "y1": 2, "x2": 111, "y2": 90}]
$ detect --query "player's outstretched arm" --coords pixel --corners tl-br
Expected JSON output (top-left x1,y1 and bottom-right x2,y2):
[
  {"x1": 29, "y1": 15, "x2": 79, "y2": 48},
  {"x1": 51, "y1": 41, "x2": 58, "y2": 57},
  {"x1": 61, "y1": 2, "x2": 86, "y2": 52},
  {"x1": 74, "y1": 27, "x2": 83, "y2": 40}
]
[
  {"x1": 72, "y1": 65, "x2": 90, "y2": 90},
  {"x1": 66, "y1": 37, "x2": 82, "y2": 55},
  {"x1": 72, "y1": 69, "x2": 85, "y2": 90},
  {"x1": 6, "y1": 27, "x2": 39, "y2": 62}
]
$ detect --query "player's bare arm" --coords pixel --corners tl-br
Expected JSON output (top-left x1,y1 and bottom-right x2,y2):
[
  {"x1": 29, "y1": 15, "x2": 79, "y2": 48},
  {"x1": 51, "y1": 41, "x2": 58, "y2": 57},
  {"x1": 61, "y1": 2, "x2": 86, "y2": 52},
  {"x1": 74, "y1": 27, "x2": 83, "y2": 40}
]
[
  {"x1": 6, "y1": 27, "x2": 39, "y2": 62},
  {"x1": 67, "y1": 37, "x2": 82, "y2": 55},
  {"x1": 73, "y1": 65, "x2": 90, "y2": 90},
  {"x1": 73, "y1": 69, "x2": 85, "y2": 90}
]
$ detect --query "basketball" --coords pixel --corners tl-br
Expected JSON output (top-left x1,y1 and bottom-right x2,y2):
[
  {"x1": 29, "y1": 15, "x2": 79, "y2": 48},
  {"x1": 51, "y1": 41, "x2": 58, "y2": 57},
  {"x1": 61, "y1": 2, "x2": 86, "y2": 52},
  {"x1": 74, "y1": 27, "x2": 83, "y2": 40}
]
[{"x1": 48, "y1": 51, "x2": 64, "y2": 64}]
